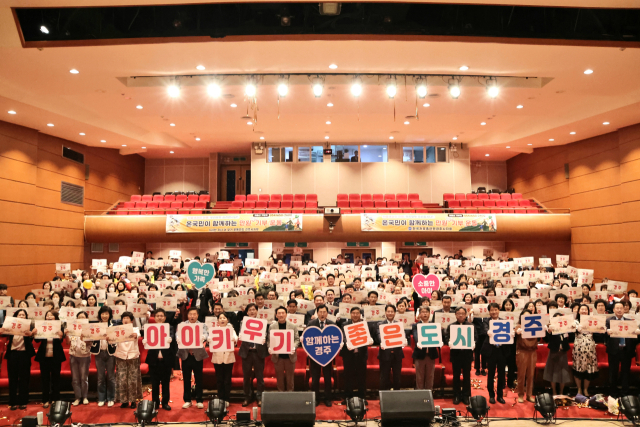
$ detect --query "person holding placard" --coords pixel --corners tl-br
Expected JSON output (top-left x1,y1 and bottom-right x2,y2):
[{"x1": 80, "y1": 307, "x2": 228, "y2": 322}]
[
  {"x1": 444, "y1": 307, "x2": 476, "y2": 405},
  {"x1": 66, "y1": 311, "x2": 91, "y2": 406},
  {"x1": 412, "y1": 307, "x2": 439, "y2": 391},
  {"x1": 114, "y1": 311, "x2": 142, "y2": 408},
  {"x1": 177, "y1": 308, "x2": 208, "y2": 409},
  {"x1": 34, "y1": 310, "x2": 65, "y2": 408},
  {"x1": 376, "y1": 305, "x2": 405, "y2": 391},
  {"x1": 340, "y1": 307, "x2": 370, "y2": 401},
  {"x1": 473, "y1": 296, "x2": 489, "y2": 377},
  {"x1": 483, "y1": 303, "x2": 510, "y2": 404},
  {"x1": 267, "y1": 306, "x2": 300, "y2": 392},
  {"x1": 239, "y1": 303, "x2": 268, "y2": 407},
  {"x1": 605, "y1": 301, "x2": 639, "y2": 398},
  {"x1": 211, "y1": 312, "x2": 237, "y2": 405},
  {"x1": 0, "y1": 308, "x2": 36, "y2": 410},
  {"x1": 144, "y1": 308, "x2": 177, "y2": 410},
  {"x1": 572, "y1": 304, "x2": 599, "y2": 397},
  {"x1": 501, "y1": 298, "x2": 518, "y2": 389},
  {"x1": 0, "y1": 284, "x2": 15, "y2": 327},
  {"x1": 543, "y1": 313, "x2": 573, "y2": 396},
  {"x1": 514, "y1": 310, "x2": 539, "y2": 403},
  {"x1": 89, "y1": 306, "x2": 117, "y2": 407},
  {"x1": 307, "y1": 304, "x2": 335, "y2": 407}
]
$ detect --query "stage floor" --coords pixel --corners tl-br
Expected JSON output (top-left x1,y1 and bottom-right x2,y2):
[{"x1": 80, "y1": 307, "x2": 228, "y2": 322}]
[{"x1": 3, "y1": 371, "x2": 619, "y2": 425}]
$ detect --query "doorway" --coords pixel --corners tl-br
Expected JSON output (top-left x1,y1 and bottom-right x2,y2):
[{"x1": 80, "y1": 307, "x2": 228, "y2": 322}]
[
  {"x1": 282, "y1": 249, "x2": 314, "y2": 264},
  {"x1": 341, "y1": 249, "x2": 377, "y2": 265},
  {"x1": 221, "y1": 166, "x2": 251, "y2": 202}
]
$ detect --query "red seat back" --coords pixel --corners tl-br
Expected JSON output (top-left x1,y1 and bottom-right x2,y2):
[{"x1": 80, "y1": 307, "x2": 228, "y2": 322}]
[{"x1": 258, "y1": 194, "x2": 270, "y2": 201}]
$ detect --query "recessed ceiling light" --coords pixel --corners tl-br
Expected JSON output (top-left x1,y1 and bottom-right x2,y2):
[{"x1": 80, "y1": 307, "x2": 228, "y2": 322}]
[
  {"x1": 136, "y1": 105, "x2": 143, "y2": 109},
  {"x1": 327, "y1": 103, "x2": 333, "y2": 107},
  {"x1": 170, "y1": 123, "x2": 175, "y2": 127},
  {"x1": 383, "y1": 147, "x2": 386, "y2": 150},
  {"x1": 329, "y1": 64, "x2": 338, "y2": 69},
  {"x1": 452, "y1": 137, "x2": 458, "y2": 140},
  {"x1": 142, "y1": 147, "x2": 146, "y2": 149},
  {"x1": 325, "y1": 136, "x2": 330, "y2": 140},
  {"x1": 196, "y1": 65, "x2": 205, "y2": 71},
  {"x1": 40, "y1": 25, "x2": 49, "y2": 34},
  {"x1": 528, "y1": 143, "x2": 533, "y2": 146},
  {"x1": 8, "y1": 110, "x2": 16, "y2": 114},
  {"x1": 69, "y1": 69, "x2": 79, "y2": 74},
  {"x1": 485, "y1": 154, "x2": 490, "y2": 157},
  {"x1": 404, "y1": 121, "x2": 410, "y2": 125},
  {"x1": 389, "y1": 136, "x2": 394, "y2": 140},
  {"x1": 584, "y1": 69, "x2": 593, "y2": 75},
  {"x1": 170, "y1": 151, "x2": 174, "y2": 154},
  {"x1": 79, "y1": 132, "x2": 85, "y2": 136},
  {"x1": 47, "y1": 123, "x2": 54, "y2": 127},
  {"x1": 167, "y1": 85, "x2": 180, "y2": 97},
  {"x1": 326, "y1": 121, "x2": 331, "y2": 125},
  {"x1": 516, "y1": 105, "x2": 523, "y2": 109},
  {"x1": 247, "y1": 121, "x2": 253, "y2": 125},
  {"x1": 570, "y1": 131, "x2": 576, "y2": 135},
  {"x1": 549, "y1": 138, "x2": 555, "y2": 141},
  {"x1": 122, "y1": 145, "x2": 127, "y2": 147},
  {"x1": 100, "y1": 140, "x2": 106, "y2": 143},
  {"x1": 480, "y1": 122, "x2": 486, "y2": 126},
  {"x1": 506, "y1": 146, "x2": 510, "y2": 148},
  {"x1": 603, "y1": 122, "x2": 610, "y2": 125},
  {"x1": 260, "y1": 136, "x2": 265, "y2": 140},
  {"x1": 423, "y1": 103, "x2": 430, "y2": 107},
  {"x1": 459, "y1": 65, "x2": 469, "y2": 71},
  {"x1": 230, "y1": 104, "x2": 237, "y2": 108},
  {"x1": 195, "y1": 137, "x2": 200, "y2": 141}
]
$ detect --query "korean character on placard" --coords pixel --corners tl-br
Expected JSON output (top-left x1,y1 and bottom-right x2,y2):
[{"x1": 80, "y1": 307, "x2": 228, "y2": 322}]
[
  {"x1": 417, "y1": 323, "x2": 443, "y2": 349},
  {"x1": 449, "y1": 325, "x2": 474, "y2": 350},
  {"x1": 489, "y1": 319, "x2": 514, "y2": 345},
  {"x1": 521, "y1": 314, "x2": 546, "y2": 338}
]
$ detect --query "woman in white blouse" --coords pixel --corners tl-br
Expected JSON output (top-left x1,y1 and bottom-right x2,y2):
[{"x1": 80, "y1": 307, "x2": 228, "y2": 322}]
[
  {"x1": 113, "y1": 311, "x2": 143, "y2": 408},
  {"x1": 210, "y1": 313, "x2": 237, "y2": 405}
]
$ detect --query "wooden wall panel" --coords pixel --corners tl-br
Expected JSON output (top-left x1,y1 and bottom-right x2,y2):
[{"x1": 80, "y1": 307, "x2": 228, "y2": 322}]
[
  {"x1": 507, "y1": 123, "x2": 640, "y2": 290},
  {"x1": 0, "y1": 119, "x2": 145, "y2": 298}
]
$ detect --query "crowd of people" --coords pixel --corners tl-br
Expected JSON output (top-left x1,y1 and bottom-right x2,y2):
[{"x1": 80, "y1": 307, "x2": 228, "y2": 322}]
[{"x1": 0, "y1": 249, "x2": 638, "y2": 412}]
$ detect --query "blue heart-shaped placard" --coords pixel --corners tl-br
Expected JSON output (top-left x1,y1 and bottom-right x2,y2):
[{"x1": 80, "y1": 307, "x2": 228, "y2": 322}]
[
  {"x1": 187, "y1": 262, "x2": 215, "y2": 290},
  {"x1": 301, "y1": 325, "x2": 343, "y2": 367}
]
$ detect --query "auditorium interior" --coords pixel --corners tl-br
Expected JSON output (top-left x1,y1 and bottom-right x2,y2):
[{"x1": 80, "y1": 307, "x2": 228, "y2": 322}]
[{"x1": 1, "y1": 0, "x2": 640, "y2": 426}]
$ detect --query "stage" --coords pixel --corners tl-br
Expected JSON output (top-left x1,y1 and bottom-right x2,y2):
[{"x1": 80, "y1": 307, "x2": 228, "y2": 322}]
[{"x1": 3, "y1": 371, "x2": 618, "y2": 426}]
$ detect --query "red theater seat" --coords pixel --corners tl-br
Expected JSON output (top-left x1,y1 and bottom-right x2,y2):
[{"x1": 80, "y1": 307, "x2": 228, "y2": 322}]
[
  {"x1": 179, "y1": 208, "x2": 190, "y2": 215},
  {"x1": 305, "y1": 209, "x2": 316, "y2": 214},
  {"x1": 402, "y1": 209, "x2": 415, "y2": 213},
  {"x1": 187, "y1": 194, "x2": 199, "y2": 202},
  {"x1": 337, "y1": 200, "x2": 349, "y2": 208},
  {"x1": 124, "y1": 201, "x2": 135, "y2": 209},
  {"x1": 373, "y1": 194, "x2": 384, "y2": 202},
  {"x1": 526, "y1": 208, "x2": 539, "y2": 214},
  {"x1": 350, "y1": 200, "x2": 361, "y2": 208},
  {"x1": 164, "y1": 194, "x2": 176, "y2": 202},
  {"x1": 500, "y1": 193, "x2": 512, "y2": 200},
  {"x1": 366, "y1": 347, "x2": 380, "y2": 389},
  {"x1": 512, "y1": 193, "x2": 523, "y2": 200},
  {"x1": 503, "y1": 208, "x2": 514, "y2": 214},
  {"x1": 166, "y1": 209, "x2": 178, "y2": 215},
  {"x1": 519, "y1": 199, "x2": 531, "y2": 207},
  {"x1": 279, "y1": 209, "x2": 291, "y2": 214},
  {"x1": 244, "y1": 201, "x2": 256, "y2": 209},
  {"x1": 478, "y1": 193, "x2": 489, "y2": 200},
  {"x1": 365, "y1": 209, "x2": 377, "y2": 213},
  {"x1": 141, "y1": 195, "x2": 153, "y2": 202},
  {"x1": 378, "y1": 209, "x2": 391, "y2": 213},
  {"x1": 472, "y1": 200, "x2": 483, "y2": 207},
  {"x1": 294, "y1": 194, "x2": 306, "y2": 201},
  {"x1": 199, "y1": 194, "x2": 210, "y2": 203},
  {"x1": 496, "y1": 200, "x2": 507, "y2": 207},
  {"x1": 399, "y1": 200, "x2": 411, "y2": 208},
  {"x1": 130, "y1": 195, "x2": 141, "y2": 202},
  {"x1": 466, "y1": 193, "x2": 478, "y2": 200},
  {"x1": 411, "y1": 201, "x2": 422, "y2": 208},
  {"x1": 170, "y1": 202, "x2": 182, "y2": 209},
  {"x1": 231, "y1": 201, "x2": 243, "y2": 208},
  {"x1": 283, "y1": 194, "x2": 294, "y2": 201},
  {"x1": 362, "y1": 200, "x2": 374, "y2": 209},
  {"x1": 152, "y1": 195, "x2": 164, "y2": 202},
  {"x1": 256, "y1": 201, "x2": 268, "y2": 209},
  {"x1": 176, "y1": 194, "x2": 187, "y2": 202},
  {"x1": 195, "y1": 201, "x2": 206, "y2": 210},
  {"x1": 337, "y1": 194, "x2": 348, "y2": 202},
  {"x1": 306, "y1": 194, "x2": 317, "y2": 202},
  {"x1": 147, "y1": 202, "x2": 159, "y2": 209},
  {"x1": 489, "y1": 193, "x2": 500, "y2": 200},
  {"x1": 491, "y1": 209, "x2": 502, "y2": 214},
  {"x1": 258, "y1": 194, "x2": 270, "y2": 202},
  {"x1": 271, "y1": 194, "x2": 282, "y2": 202},
  {"x1": 408, "y1": 193, "x2": 420, "y2": 201},
  {"x1": 396, "y1": 193, "x2": 408, "y2": 201},
  {"x1": 440, "y1": 346, "x2": 453, "y2": 387},
  {"x1": 361, "y1": 194, "x2": 372, "y2": 201},
  {"x1": 507, "y1": 200, "x2": 519, "y2": 207},
  {"x1": 280, "y1": 200, "x2": 293, "y2": 209},
  {"x1": 351, "y1": 208, "x2": 364, "y2": 214},
  {"x1": 478, "y1": 209, "x2": 490, "y2": 214},
  {"x1": 293, "y1": 201, "x2": 306, "y2": 209},
  {"x1": 292, "y1": 209, "x2": 304, "y2": 214},
  {"x1": 268, "y1": 201, "x2": 280, "y2": 210},
  {"x1": 384, "y1": 193, "x2": 396, "y2": 201},
  {"x1": 484, "y1": 200, "x2": 496, "y2": 207},
  {"x1": 183, "y1": 202, "x2": 195, "y2": 209},
  {"x1": 349, "y1": 193, "x2": 361, "y2": 201},
  {"x1": 454, "y1": 193, "x2": 466, "y2": 200},
  {"x1": 153, "y1": 208, "x2": 165, "y2": 215},
  {"x1": 460, "y1": 200, "x2": 472, "y2": 207},
  {"x1": 374, "y1": 201, "x2": 386, "y2": 208},
  {"x1": 443, "y1": 193, "x2": 454, "y2": 201},
  {"x1": 247, "y1": 194, "x2": 258, "y2": 201},
  {"x1": 341, "y1": 209, "x2": 351, "y2": 214},
  {"x1": 448, "y1": 200, "x2": 460, "y2": 208},
  {"x1": 387, "y1": 200, "x2": 399, "y2": 208}
]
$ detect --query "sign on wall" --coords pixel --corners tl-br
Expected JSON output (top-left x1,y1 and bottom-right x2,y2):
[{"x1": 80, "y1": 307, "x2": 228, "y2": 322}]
[
  {"x1": 166, "y1": 214, "x2": 303, "y2": 233},
  {"x1": 361, "y1": 214, "x2": 497, "y2": 232}
]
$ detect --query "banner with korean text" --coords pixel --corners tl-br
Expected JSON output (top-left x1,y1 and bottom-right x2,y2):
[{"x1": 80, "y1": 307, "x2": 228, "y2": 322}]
[
  {"x1": 360, "y1": 214, "x2": 497, "y2": 232},
  {"x1": 166, "y1": 214, "x2": 303, "y2": 233}
]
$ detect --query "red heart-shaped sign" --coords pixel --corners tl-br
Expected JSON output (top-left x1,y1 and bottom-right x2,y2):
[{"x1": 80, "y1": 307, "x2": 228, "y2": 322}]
[{"x1": 412, "y1": 273, "x2": 440, "y2": 298}]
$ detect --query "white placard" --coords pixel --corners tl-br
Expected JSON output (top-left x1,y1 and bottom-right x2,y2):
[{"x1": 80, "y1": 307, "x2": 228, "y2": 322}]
[
  {"x1": 35, "y1": 320, "x2": 62, "y2": 339},
  {"x1": 269, "y1": 328, "x2": 295, "y2": 354},
  {"x1": 143, "y1": 323, "x2": 171, "y2": 349},
  {"x1": 107, "y1": 324, "x2": 136, "y2": 343},
  {"x1": 1, "y1": 317, "x2": 31, "y2": 336},
  {"x1": 177, "y1": 323, "x2": 204, "y2": 349},
  {"x1": 239, "y1": 317, "x2": 268, "y2": 345}
]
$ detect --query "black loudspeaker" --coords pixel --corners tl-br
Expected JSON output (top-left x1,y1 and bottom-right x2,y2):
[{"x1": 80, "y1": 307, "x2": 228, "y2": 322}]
[
  {"x1": 261, "y1": 391, "x2": 316, "y2": 427},
  {"x1": 22, "y1": 416, "x2": 37, "y2": 427},
  {"x1": 379, "y1": 390, "x2": 436, "y2": 427}
]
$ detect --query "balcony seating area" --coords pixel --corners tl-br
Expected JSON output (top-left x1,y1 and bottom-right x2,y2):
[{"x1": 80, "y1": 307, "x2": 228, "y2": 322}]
[
  {"x1": 442, "y1": 192, "x2": 545, "y2": 214},
  {"x1": 336, "y1": 193, "x2": 443, "y2": 214},
  {"x1": 110, "y1": 192, "x2": 210, "y2": 215}
]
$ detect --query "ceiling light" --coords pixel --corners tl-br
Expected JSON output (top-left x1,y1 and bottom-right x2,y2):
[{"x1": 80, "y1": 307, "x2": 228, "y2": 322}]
[
  {"x1": 423, "y1": 103, "x2": 430, "y2": 107},
  {"x1": 260, "y1": 136, "x2": 265, "y2": 140},
  {"x1": 245, "y1": 82, "x2": 257, "y2": 98},
  {"x1": 481, "y1": 122, "x2": 486, "y2": 126},
  {"x1": 195, "y1": 137, "x2": 200, "y2": 141},
  {"x1": 100, "y1": 140, "x2": 106, "y2": 143},
  {"x1": 311, "y1": 76, "x2": 324, "y2": 98},
  {"x1": 351, "y1": 77, "x2": 363, "y2": 97},
  {"x1": 122, "y1": 145, "x2": 127, "y2": 147},
  {"x1": 170, "y1": 151, "x2": 174, "y2": 154},
  {"x1": 326, "y1": 121, "x2": 331, "y2": 125},
  {"x1": 142, "y1": 147, "x2": 146, "y2": 149},
  {"x1": 506, "y1": 146, "x2": 510, "y2": 148},
  {"x1": 549, "y1": 138, "x2": 554, "y2": 141},
  {"x1": 485, "y1": 154, "x2": 490, "y2": 157},
  {"x1": 603, "y1": 122, "x2": 610, "y2": 125},
  {"x1": 486, "y1": 78, "x2": 499, "y2": 98},
  {"x1": 135, "y1": 105, "x2": 143, "y2": 110},
  {"x1": 415, "y1": 78, "x2": 427, "y2": 98},
  {"x1": 277, "y1": 83, "x2": 288, "y2": 97},
  {"x1": 40, "y1": 25, "x2": 49, "y2": 34},
  {"x1": 230, "y1": 103, "x2": 237, "y2": 108},
  {"x1": 570, "y1": 131, "x2": 576, "y2": 135},
  {"x1": 325, "y1": 136, "x2": 330, "y2": 140},
  {"x1": 79, "y1": 132, "x2": 85, "y2": 136},
  {"x1": 584, "y1": 69, "x2": 593, "y2": 75},
  {"x1": 207, "y1": 83, "x2": 222, "y2": 98},
  {"x1": 363, "y1": 145, "x2": 368, "y2": 148},
  {"x1": 528, "y1": 143, "x2": 533, "y2": 146},
  {"x1": 196, "y1": 65, "x2": 206, "y2": 71},
  {"x1": 459, "y1": 65, "x2": 469, "y2": 71},
  {"x1": 47, "y1": 123, "x2": 54, "y2": 127},
  {"x1": 247, "y1": 121, "x2": 253, "y2": 125},
  {"x1": 69, "y1": 69, "x2": 79, "y2": 74},
  {"x1": 516, "y1": 105, "x2": 524, "y2": 109},
  {"x1": 383, "y1": 147, "x2": 386, "y2": 150},
  {"x1": 327, "y1": 102, "x2": 333, "y2": 107},
  {"x1": 386, "y1": 79, "x2": 397, "y2": 98},
  {"x1": 167, "y1": 84, "x2": 180, "y2": 98},
  {"x1": 329, "y1": 64, "x2": 338, "y2": 69},
  {"x1": 170, "y1": 123, "x2": 175, "y2": 127},
  {"x1": 404, "y1": 121, "x2": 410, "y2": 125},
  {"x1": 452, "y1": 137, "x2": 458, "y2": 140},
  {"x1": 8, "y1": 110, "x2": 16, "y2": 115},
  {"x1": 389, "y1": 136, "x2": 394, "y2": 140},
  {"x1": 448, "y1": 80, "x2": 460, "y2": 99}
]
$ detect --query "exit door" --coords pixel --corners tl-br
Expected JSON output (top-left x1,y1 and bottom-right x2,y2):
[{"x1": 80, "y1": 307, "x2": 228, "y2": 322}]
[
  {"x1": 221, "y1": 166, "x2": 251, "y2": 202},
  {"x1": 341, "y1": 249, "x2": 376, "y2": 264}
]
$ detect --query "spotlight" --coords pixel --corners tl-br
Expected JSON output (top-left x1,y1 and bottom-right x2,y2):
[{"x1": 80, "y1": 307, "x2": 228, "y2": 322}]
[
  {"x1": 277, "y1": 77, "x2": 289, "y2": 97},
  {"x1": 486, "y1": 78, "x2": 499, "y2": 98},
  {"x1": 386, "y1": 79, "x2": 397, "y2": 98},
  {"x1": 205, "y1": 399, "x2": 228, "y2": 424},
  {"x1": 415, "y1": 78, "x2": 427, "y2": 98},
  {"x1": 448, "y1": 80, "x2": 461, "y2": 99},
  {"x1": 534, "y1": 393, "x2": 556, "y2": 423},
  {"x1": 40, "y1": 25, "x2": 49, "y2": 34},
  {"x1": 467, "y1": 395, "x2": 489, "y2": 424},
  {"x1": 312, "y1": 77, "x2": 324, "y2": 97},
  {"x1": 207, "y1": 83, "x2": 222, "y2": 98},
  {"x1": 47, "y1": 401, "x2": 72, "y2": 426},
  {"x1": 167, "y1": 84, "x2": 180, "y2": 98},
  {"x1": 345, "y1": 397, "x2": 367, "y2": 423},
  {"x1": 351, "y1": 77, "x2": 363, "y2": 97},
  {"x1": 319, "y1": 3, "x2": 342, "y2": 16},
  {"x1": 134, "y1": 400, "x2": 158, "y2": 427},
  {"x1": 619, "y1": 396, "x2": 640, "y2": 426},
  {"x1": 279, "y1": 7, "x2": 292, "y2": 26},
  {"x1": 245, "y1": 81, "x2": 257, "y2": 98}
]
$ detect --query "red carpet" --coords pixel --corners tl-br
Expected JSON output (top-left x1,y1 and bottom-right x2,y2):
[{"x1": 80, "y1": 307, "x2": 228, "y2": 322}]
[{"x1": 3, "y1": 372, "x2": 615, "y2": 425}]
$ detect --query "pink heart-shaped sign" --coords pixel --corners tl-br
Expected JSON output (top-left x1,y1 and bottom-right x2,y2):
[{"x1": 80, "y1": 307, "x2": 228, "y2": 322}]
[{"x1": 412, "y1": 273, "x2": 440, "y2": 298}]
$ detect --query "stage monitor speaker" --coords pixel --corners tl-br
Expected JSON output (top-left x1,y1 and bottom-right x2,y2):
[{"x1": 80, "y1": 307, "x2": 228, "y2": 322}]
[
  {"x1": 22, "y1": 416, "x2": 37, "y2": 427},
  {"x1": 261, "y1": 391, "x2": 316, "y2": 427},
  {"x1": 379, "y1": 390, "x2": 435, "y2": 427}
]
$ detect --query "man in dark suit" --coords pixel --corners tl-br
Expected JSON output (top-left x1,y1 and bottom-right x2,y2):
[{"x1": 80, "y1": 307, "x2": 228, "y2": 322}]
[
  {"x1": 340, "y1": 306, "x2": 371, "y2": 401},
  {"x1": 304, "y1": 295, "x2": 325, "y2": 325},
  {"x1": 375, "y1": 305, "x2": 405, "y2": 391},
  {"x1": 483, "y1": 303, "x2": 511, "y2": 404},
  {"x1": 308, "y1": 304, "x2": 337, "y2": 407},
  {"x1": 606, "y1": 301, "x2": 638, "y2": 398},
  {"x1": 144, "y1": 308, "x2": 178, "y2": 410},
  {"x1": 444, "y1": 306, "x2": 478, "y2": 405},
  {"x1": 432, "y1": 295, "x2": 454, "y2": 317},
  {"x1": 238, "y1": 303, "x2": 269, "y2": 407}
]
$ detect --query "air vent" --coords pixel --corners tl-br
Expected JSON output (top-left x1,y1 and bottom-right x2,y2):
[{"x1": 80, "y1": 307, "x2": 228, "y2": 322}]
[
  {"x1": 61, "y1": 181, "x2": 84, "y2": 207},
  {"x1": 62, "y1": 146, "x2": 85, "y2": 164},
  {"x1": 91, "y1": 243, "x2": 104, "y2": 253},
  {"x1": 108, "y1": 243, "x2": 120, "y2": 253}
]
